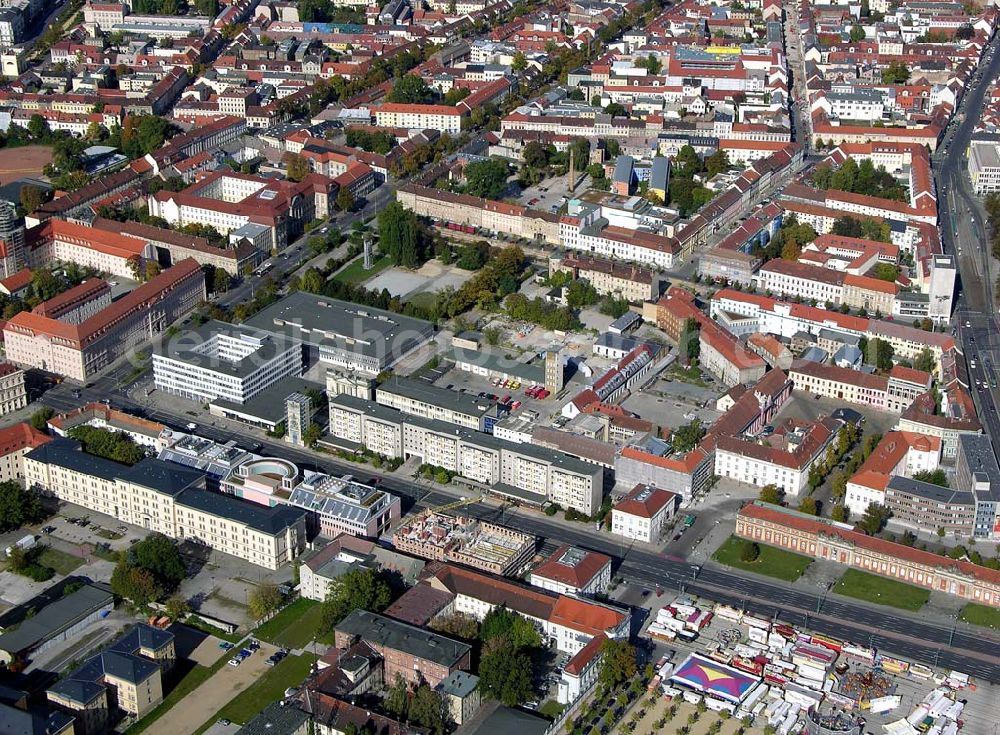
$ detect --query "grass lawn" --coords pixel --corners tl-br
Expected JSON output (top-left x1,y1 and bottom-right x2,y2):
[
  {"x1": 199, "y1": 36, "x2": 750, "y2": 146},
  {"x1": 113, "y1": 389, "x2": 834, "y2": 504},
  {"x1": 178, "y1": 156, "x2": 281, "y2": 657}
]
[
  {"x1": 195, "y1": 653, "x2": 318, "y2": 732},
  {"x1": 255, "y1": 598, "x2": 325, "y2": 649},
  {"x1": 959, "y1": 603, "x2": 1000, "y2": 630},
  {"x1": 667, "y1": 364, "x2": 708, "y2": 387},
  {"x1": 539, "y1": 700, "x2": 565, "y2": 719},
  {"x1": 182, "y1": 617, "x2": 243, "y2": 644},
  {"x1": 406, "y1": 291, "x2": 439, "y2": 311},
  {"x1": 37, "y1": 546, "x2": 84, "y2": 576},
  {"x1": 712, "y1": 535, "x2": 812, "y2": 582},
  {"x1": 334, "y1": 254, "x2": 392, "y2": 284},
  {"x1": 125, "y1": 660, "x2": 217, "y2": 734},
  {"x1": 833, "y1": 569, "x2": 929, "y2": 612}
]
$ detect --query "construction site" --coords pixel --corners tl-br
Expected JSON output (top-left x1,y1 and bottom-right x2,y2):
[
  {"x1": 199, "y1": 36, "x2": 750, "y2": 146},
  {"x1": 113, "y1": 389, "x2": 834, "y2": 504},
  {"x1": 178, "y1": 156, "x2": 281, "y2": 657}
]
[{"x1": 391, "y1": 510, "x2": 536, "y2": 576}]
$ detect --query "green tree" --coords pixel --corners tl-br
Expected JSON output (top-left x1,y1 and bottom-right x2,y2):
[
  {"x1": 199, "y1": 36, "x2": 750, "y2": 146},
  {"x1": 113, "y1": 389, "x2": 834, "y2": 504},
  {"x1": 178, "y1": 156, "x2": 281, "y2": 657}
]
[
  {"x1": 798, "y1": 496, "x2": 819, "y2": 515},
  {"x1": 672, "y1": 420, "x2": 706, "y2": 453},
  {"x1": 679, "y1": 317, "x2": 700, "y2": 363},
  {"x1": 131, "y1": 533, "x2": 186, "y2": 589},
  {"x1": 512, "y1": 51, "x2": 528, "y2": 72},
  {"x1": 248, "y1": 581, "x2": 283, "y2": 620},
  {"x1": 858, "y1": 502, "x2": 891, "y2": 535},
  {"x1": 213, "y1": 267, "x2": 232, "y2": 294},
  {"x1": 464, "y1": 158, "x2": 510, "y2": 199},
  {"x1": 378, "y1": 201, "x2": 425, "y2": 268},
  {"x1": 165, "y1": 594, "x2": 190, "y2": 621},
  {"x1": 480, "y1": 604, "x2": 542, "y2": 650},
  {"x1": 27, "y1": 114, "x2": 49, "y2": 140},
  {"x1": 565, "y1": 279, "x2": 599, "y2": 308},
  {"x1": 336, "y1": 186, "x2": 355, "y2": 212},
  {"x1": 384, "y1": 674, "x2": 409, "y2": 719},
  {"x1": 759, "y1": 484, "x2": 784, "y2": 505},
  {"x1": 849, "y1": 24, "x2": 866, "y2": 41},
  {"x1": 914, "y1": 348, "x2": 935, "y2": 374},
  {"x1": 320, "y1": 566, "x2": 393, "y2": 629},
  {"x1": 598, "y1": 638, "x2": 637, "y2": 688},
  {"x1": 740, "y1": 540, "x2": 760, "y2": 562},
  {"x1": 30, "y1": 407, "x2": 55, "y2": 433},
  {"x1": 456, "y1": 241, "x2": 491, "y2": 271},
  {"x1": 872, "y1": 263, "x2": 899, "y2": 282},
  {"x1": 111, "y1": 564, "x2": 162, "y2": 606},
  {"x1": 0, "y1": 481, "x2": 47, "y2": 532},
  {"x1": 408, "y1": 683, "x2": 446, "y2": 734},
  {"x1": 831, "y1": 504, "x2": 849, "y2": 523},
  {"x1": 881, "y1": 61, "x2": 909, "y2": 84},
  {"x1": 20, "y1": 185, "x2": 48, "y2": 214},
  {"x1": 705, "y1": 149, "x2": 730, "y2": 177},
  {"x1": 386, "y1": 74, "x2": 435, "y2": 104},
  {"x1": 68, "y1": 426, "x2": 145, "y2": 465},
  {"x1": 637, "y1": 53, "x2": 661, "y2": 74},
  {"x1": 284, "y1": 152, "x2": 311, "y2": 182},
  {"x1": 912, "y1": 468, "x2": 948, "y2": 487},
  {"x1": 478, "y1": 647, "x2": 534, "y2": 706}
]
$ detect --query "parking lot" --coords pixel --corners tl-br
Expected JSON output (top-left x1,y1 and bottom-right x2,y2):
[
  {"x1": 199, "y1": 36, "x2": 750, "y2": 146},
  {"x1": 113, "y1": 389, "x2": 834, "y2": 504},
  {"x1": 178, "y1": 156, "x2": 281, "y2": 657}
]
[{"x1": 518, "y1": 172, "x2": 591, "y2": 214}]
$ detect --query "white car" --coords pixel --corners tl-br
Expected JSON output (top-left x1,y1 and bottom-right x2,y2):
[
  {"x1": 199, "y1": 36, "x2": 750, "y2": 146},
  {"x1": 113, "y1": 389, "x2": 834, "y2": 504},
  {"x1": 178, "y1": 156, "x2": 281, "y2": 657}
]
[{"x1": 228, "y1": 657, "x2": 242, "y2": 667}]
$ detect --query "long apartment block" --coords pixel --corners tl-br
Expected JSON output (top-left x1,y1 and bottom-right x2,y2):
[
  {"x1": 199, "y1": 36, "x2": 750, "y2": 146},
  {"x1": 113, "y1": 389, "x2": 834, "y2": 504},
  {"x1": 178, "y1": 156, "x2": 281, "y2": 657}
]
[{"x1": 327, "y1": 394, "x2": 603, "y2": 516}]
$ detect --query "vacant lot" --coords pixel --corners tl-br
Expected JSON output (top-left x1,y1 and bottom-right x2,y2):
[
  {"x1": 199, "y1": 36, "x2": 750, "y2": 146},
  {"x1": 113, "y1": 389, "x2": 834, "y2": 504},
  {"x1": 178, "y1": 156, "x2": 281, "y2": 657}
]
[
  {"x1": 712, "y1": 535, "x2": 812, "y2": 582},
  {"x1": 255, "y1": 598, "x2": 325, "y2": 649},
  {"x1": 0, "y1": 145, "x2": 52, "y2": 185},
  {"x1": 833, "y1": 569, "x2": 929, "y2": 612},
  {"x1": 37, "y1": 546, "x2": 84, "y2": 576},
  {"x1": 959, "y1": 603, "x2": 1000, "y2": 630}
]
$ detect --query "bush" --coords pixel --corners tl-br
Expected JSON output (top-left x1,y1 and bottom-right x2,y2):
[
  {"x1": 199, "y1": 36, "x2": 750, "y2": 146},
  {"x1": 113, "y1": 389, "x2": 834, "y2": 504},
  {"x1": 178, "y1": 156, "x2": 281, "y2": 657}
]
[{"x1": 739, "y1": 540, "x2": 760, "y2": 563}]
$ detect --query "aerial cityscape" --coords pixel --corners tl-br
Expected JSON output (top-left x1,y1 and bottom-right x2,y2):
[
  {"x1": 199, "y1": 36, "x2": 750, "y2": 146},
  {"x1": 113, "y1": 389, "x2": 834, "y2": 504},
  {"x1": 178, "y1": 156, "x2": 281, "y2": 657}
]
[{"x1": 0, "y1": 0, "x2": 997, "y2": 732}]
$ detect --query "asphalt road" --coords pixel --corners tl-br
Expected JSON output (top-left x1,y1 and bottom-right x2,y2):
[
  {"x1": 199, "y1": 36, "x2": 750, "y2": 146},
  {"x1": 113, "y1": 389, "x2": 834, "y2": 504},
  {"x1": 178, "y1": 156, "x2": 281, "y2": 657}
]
[
  {"x1": 933, "y1": 29, "x2": 1000, "y2": 455},
  {"x1": 40, "y1": 377, "x2": 1000, "y2": 682}
]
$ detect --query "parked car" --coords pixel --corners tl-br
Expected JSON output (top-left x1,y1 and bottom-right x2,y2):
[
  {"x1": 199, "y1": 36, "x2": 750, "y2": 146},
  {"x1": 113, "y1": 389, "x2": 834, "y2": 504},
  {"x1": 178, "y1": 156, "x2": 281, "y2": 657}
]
[{"x1": 228, "y1": 657, "x2": 242, "y2": 667}]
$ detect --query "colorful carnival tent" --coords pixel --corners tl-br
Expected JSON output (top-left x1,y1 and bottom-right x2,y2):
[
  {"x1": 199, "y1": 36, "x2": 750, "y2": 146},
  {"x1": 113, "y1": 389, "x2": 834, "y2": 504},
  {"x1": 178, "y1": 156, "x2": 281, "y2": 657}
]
[{"x1": 669, "y1": 653, "x2": 759, "y2": 704}]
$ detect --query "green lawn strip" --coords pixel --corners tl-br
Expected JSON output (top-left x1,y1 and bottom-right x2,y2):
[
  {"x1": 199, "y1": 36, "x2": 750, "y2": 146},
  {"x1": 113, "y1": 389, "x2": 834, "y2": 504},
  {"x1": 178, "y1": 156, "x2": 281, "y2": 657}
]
[
  {"x1": 254, "y1": 598, "x2": 320, "y2": 645},
  {"x1": 958, "y1": 602, "x2": 1000, "y2": 630},
  {"x1": 832, "y1": 569, "x2": 929, "y2": 612},
  {"x1": 711, "y1": 535, "x2": 812, "y2": 582},
  {"x1": 37, "y1": 546, "x2": 85, "y2": 576},
  {"x1": 194, "y1": 653, "x2": 318, "y2": 733},
  {"x1": 271, "y1": 603, "x2": 325, "y2": 649},
  {"x1": 124, "y1": 658, "x2": 220, "y2": 735},
  {"x1": 406, "y1": 291, "x2": 439, "y2": 311},
  {"x1": 182, "y1": 617, "x2": 244, "y2": 644},
  {"x1": 539, "y1": 700, "x2": 564, "y2": 719},
  {"x1": 334, "y1": 254, "x2": 393, "y2": 284}
]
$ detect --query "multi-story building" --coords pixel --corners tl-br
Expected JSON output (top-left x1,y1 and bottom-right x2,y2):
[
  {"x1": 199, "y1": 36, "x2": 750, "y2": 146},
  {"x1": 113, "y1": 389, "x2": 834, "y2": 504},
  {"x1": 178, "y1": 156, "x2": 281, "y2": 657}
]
[
  {"x1": 246, "y1": 292, "x2": 435, "y2": 376},
  {"x1": 152, "y1": 321, "x2": 303, "y2": 404},
  {"x1": 0, "y1": 422, "x2": 51, "y2": 484},
  {"x1": 285, "y1": 392, "x2": 311, "y2": 447},
  {"x1": 299, "y1": 534, "x2": 423, "y2": 602},
  {"x1": 374, "y1": 103, "x2": 462, "y2": 134},
  {"x1": 284, "y1": 470, "x2": 401, "y2": 539},
  {"x1": 0, "y1": 362, "x2": 27, "y2": 416},
  {"x1": 968, "y1": 136, "x2": 1000, "y2": 195},
  {"x1": 529, "y1": 545, "x2": 612, "y2": 597},
  {"x1": 3, "y1": 260, "x2": 205, "y2": 381},
  {"x1": 24, "y1": 220, "x2": 154, "y2": 280},
  {"x1": 334, "y1": 610, "x2": 472, "y2": 688},
  {"x1": 25, "y1": 441, "x2": 307, "y2": 569},
  {"x1": 48, "y1": 624, "x2": 174, "y2": 730},
  {"x1": 548, "y1": 254, "x2": 664, "y2": 302},
  {"x1": 418, "y1": 563, "x2": 630, "y2": 655},
  {"x1": 31, "y1": 279, "x2": 112, "y2": 325},
  {"x1": 736, "y1": 501, "x2": 1000, "y2": 608},
  {"x1": 392, "y1": 512, "x2": 534, "y2": 576},
  {"x1": 610, "y1": 483, "x2": 679, "y2": 543},
  {"x1": 715, "y1": 418, "x2": 841, "y2": 497},
  {"x1": 329, "y1": 395, "x2": 604, "y2": 516},
  {"x1": 844, "y1": 430, "x2": 941, "y2": 516},
  {"x1": 376, "y1": 376, "x2": 505, "y2": 433}
]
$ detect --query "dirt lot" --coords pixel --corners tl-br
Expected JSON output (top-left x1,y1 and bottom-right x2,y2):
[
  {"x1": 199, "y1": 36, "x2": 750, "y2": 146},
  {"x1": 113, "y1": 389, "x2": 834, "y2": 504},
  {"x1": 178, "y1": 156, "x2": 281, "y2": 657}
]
[
  {"x1": 145, "y1": 642, "x2": 278, "y2": 735},
  {"x1": 0, "y1": 145, "x2": 52, "y2": 185}
]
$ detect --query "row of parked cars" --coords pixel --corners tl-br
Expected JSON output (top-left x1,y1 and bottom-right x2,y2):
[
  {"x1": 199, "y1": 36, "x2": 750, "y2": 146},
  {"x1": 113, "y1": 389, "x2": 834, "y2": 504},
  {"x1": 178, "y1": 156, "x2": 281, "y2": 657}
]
[{"x1": 228, "y1": 639, "x2": 260, "y2": 667}]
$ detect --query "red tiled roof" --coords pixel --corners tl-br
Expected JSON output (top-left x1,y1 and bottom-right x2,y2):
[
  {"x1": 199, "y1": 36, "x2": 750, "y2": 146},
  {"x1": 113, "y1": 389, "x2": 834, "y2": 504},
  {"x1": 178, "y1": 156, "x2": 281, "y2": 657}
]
[
  {"x1": 739, "y1": 502, "x2": 1000, "y2": 586},
  {"x1": 564, "y1": 632, "x2": 607, "y2": 676},
  {"x1": 613, "y1": 483, "x2": 678, "y2": 519},
  {"x1": 532, "y1": 545, "x2": 611, "y2": 590},
  {"x1": 0, "y1": 422, "x2": 51, "y2": 456}
]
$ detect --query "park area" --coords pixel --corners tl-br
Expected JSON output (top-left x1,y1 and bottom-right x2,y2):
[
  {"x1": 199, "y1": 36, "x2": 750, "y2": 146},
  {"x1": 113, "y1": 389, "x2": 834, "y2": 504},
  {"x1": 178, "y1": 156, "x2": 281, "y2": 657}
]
[
  {"x1": 0, "y1": 145, "x2": 52, "y2": 185},
  {"x1": 711, "y1": 536, "x2": 812, "y2": 582},
  {"x1": 833, "y1": 569, "x2": 929, "y2": 612},
  {"x1": 958, "y1": 602, "x2": 1000, "y2": 630},
  {"x1": 613, "y1": 694, "x2": 765, "y2": 735}
]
